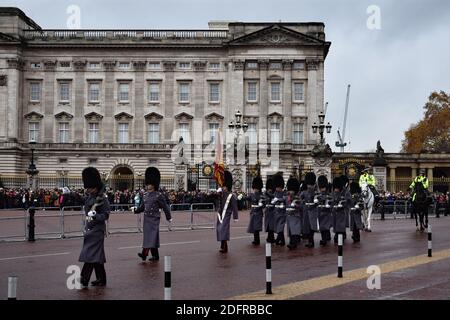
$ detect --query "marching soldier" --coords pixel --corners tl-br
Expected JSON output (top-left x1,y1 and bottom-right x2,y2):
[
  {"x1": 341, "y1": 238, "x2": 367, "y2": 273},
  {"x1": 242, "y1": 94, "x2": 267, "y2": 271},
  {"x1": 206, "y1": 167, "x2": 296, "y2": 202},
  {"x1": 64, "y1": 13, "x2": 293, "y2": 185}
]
[
  {"x1": 286, "y1": 177, "x2": 302, "y2": 250},
  {"x1": 300, "y1": 172, "x2": 319, "y2": 248},
  {"x1": 247, "y1": 176, "x2": 265, "y2": 245},
  {"x1": 216, "y1": 170, "x2": 238, "y2": 253},
  {"x1": 79, "y1": 167, "x2": 110, "y2": 288},
  {"x1": 272, "y1": 174, "x2": 287, "y2": 246},
  {"x1": 132, "y1": 167, "x2": 172, "y2": 262},
  {"x1": 332, "y1": 177, "x2": 352, "y2": 244},
  {"x1": 341, "y1": 175, "x2": 351, "y2": 231},
  {"x1": 264, "y1": 177, "x2": 276, "y2": 243},
  {"x1": 317, "y1": 175, "x2": 333, "y2": 246},
  {"x1": 349, "y1": 182, "x2": 364, "y2": 243}
]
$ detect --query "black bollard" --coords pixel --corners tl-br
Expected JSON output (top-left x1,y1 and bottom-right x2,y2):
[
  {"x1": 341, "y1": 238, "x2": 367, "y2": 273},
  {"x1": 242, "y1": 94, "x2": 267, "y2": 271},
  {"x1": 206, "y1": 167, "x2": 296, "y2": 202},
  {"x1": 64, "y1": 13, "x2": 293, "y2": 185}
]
[
  {"x1": 266, "y1": 243, "x2": 272, "y2": 294},
  {"x1": 337, "y1": 234, "x2": 343, "y2": 278},
  {"x1": 27, "y1": 206, "x2": 35, "y2": 242},
  {"x1": 8, "y1": 276, "x2": 17, "y2": 300},
  {"x1": 428, "y1": 225, "x2": 432, "y2": 258},
  {"x1": 164, "y1": 256, "x2": 171, "y2": 300}
]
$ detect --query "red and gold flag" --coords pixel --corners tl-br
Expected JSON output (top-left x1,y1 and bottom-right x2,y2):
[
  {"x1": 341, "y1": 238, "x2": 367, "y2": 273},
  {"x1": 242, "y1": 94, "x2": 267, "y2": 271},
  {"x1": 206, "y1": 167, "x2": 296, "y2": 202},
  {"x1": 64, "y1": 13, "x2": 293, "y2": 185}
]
[{"x1": 213, "y1": 130, "x2": 225, "y2": 187}]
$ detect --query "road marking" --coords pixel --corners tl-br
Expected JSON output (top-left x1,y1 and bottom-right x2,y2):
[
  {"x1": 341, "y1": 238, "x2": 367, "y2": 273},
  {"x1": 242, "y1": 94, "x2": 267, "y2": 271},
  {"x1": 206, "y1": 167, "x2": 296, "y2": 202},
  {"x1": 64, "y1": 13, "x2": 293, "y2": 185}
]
[
  {"x1": 0, "y1": 252, "x2": 70, "y2": 262},
  {"x1": 117, "y1": 240, "x2": 201, "y2": 250},
  {"x1": 230, "y1": 236, "x2": 253, "y2": 240},
  {"x1": 228, "y1": 248, "x2": 450, "y2": 300},
  {"x1": 376, "y1": 279, "x2": 450, "y2": 300}
]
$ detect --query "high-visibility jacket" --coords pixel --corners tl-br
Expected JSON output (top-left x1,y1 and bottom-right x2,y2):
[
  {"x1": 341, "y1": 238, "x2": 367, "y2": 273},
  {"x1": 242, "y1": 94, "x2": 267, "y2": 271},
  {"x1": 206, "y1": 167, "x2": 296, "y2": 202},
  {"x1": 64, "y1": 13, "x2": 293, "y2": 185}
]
[
  {"x1": 410, "y1": 175, "x2": 429, "y2": 201},
  {"x1": 359, "y1": 173, "x2": 376, "y2": 188}
]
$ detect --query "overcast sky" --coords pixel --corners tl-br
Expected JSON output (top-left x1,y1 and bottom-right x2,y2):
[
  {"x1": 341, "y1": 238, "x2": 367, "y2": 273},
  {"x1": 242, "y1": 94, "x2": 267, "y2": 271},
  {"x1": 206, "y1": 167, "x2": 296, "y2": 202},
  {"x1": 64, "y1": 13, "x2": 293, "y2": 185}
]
[{"x1": 4, "y1": 0, "x2": 450, "y2": 152}]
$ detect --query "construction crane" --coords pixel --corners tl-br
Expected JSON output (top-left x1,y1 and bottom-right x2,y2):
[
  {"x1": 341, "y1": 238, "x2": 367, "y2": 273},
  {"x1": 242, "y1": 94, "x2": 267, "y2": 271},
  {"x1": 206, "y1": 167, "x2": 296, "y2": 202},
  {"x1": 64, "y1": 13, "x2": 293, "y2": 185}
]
[{"x1": 335, "y1": 84, "x2": 351, "y2": 152}]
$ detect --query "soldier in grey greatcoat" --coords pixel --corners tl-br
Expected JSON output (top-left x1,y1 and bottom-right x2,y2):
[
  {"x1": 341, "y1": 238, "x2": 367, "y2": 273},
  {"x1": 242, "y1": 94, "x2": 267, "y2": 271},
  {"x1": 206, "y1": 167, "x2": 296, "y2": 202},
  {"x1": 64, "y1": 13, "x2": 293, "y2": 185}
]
[
  {"x1": 300, "y1": 172, "x2": 319, "y2": 248},
  {"x1": 272, "y1": 174, "x2": 287, "y2": 246},
  {"x1": 79, "y1": 167, "x2": 110, "y2": 288},
  {"x1": 264, "y1": 177, "x2": 276, "y2": 243},
  {"x1": 349, "y1": 182, "x2": 364, "y2": 243},
  {"x1": 341, "y1": 175, "x2": 351, "y2": 234},
  {"x1": 246, "y1": 176, "x2": 265, "y2": 245},
  {"x1": 317, "y1": 175, "x2": 333, "y2": 246},
  {"x1": 216, "y1": 170, "x2": 238, "y2": 253},
  {"x1": 132, "y1": 167, "x2": 172, "y2": 262},
  {"x1": 286, "y1": 177, "x2": 302, "y2": 250},
  {"x1": 332, "y1": 177, "x2": 352, "y2": 244}
]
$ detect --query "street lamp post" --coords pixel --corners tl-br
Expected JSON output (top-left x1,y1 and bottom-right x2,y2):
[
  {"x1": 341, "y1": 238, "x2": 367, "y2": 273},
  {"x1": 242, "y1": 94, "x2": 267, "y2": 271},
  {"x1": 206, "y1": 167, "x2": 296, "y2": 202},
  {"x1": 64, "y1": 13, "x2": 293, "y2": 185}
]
[
  {"x1": 25, "y1": 141, "x2": 39, "y2": 190},
  {"x1": 228, "y1": 110, "x2": 249, "y2": 163},
  {"x1": 312, "y1": 111, "x2": 332, "y2": 145}
]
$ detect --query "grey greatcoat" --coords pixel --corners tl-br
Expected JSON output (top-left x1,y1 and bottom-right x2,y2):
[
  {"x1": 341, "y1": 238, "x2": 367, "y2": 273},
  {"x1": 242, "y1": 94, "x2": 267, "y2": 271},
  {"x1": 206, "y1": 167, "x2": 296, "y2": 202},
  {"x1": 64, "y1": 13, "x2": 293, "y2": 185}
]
[
  {"x1": 216, "y1": 191, "x2": 238, "y2": 241},
  {"x1": 344, "y1": 187, "x2": 351, "y2": 228},
  {"x1": 317, "y1": 192, "x2": 333, "y2": 231},
  {"x1": 350, "y1": 194, "x2": 364, "y2": 231},
  {"x1": 286, "y1": 195, "x2": 302, "y2": 236},
  {"x1": 134, "y1": 191, "x2": 171, "y2": 248},
  {"x1": 79, "y1": 192, "x2": 110, "y2": 264},
  {"x1": 300, "y1": 188, "x2": 320, "y2": 234},
  {"x1": 247, "y1": 192, "x2": 264, "y2": 233},
  {"x1": 264, "y1": 192, "x2": 276, "y2": 232},
  {"x1": 272, "y1": 191, "x2": 287, "y2": 233},
  {"x1": 332, "y1": 190, "x2": 352, "y2": 233}
]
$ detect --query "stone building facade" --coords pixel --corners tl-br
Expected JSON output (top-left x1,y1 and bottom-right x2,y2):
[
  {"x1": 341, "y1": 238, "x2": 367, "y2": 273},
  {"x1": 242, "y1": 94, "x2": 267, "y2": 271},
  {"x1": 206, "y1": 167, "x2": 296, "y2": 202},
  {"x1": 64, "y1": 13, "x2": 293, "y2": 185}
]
[{"x1": 0, "y1": 7, "x2": 331, "y2": 189}]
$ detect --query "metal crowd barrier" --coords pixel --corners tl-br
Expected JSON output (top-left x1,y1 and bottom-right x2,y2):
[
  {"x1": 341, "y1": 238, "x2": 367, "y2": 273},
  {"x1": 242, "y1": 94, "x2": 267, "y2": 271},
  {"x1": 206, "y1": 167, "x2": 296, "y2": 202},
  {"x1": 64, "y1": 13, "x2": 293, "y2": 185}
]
[
  {"x1": 106, "y1": 204, "x2": 142, "y2": 235},
  {"x1": 190, "y1": 203, "x2": 216, "y2": 230},
  {"x1": 0, "y1": 210, "x2": 27, "y2": 242},
  {"x1": 373, "y1": 200, "x2": 441, "y2": 220},
  {"x1": 60, "y1": 205, "x2": 85, "y2": 238}
]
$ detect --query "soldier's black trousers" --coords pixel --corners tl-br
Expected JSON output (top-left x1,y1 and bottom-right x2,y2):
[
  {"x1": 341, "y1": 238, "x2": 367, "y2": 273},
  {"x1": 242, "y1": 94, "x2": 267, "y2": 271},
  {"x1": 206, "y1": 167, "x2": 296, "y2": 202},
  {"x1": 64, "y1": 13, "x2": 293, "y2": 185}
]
[
  {"x1": 142, "y1": 248, "x2": 159, "y2": 259},
  {"x1": 321, "y1": 230, "x2": 331, "y2": 242},
  {"x1": 81, "y1": 263, "x2": 106, "y2": 285}
]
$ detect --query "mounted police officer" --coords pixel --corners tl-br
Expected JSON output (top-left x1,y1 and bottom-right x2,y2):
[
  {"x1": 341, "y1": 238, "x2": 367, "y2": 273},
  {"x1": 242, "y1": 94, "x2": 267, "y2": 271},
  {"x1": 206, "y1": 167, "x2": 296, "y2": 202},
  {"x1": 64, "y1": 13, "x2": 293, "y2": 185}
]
[
  {"x1": 272, "y1": 173, "x2": 287, "y2": 246},
  {"x1": 216, "y1": 170, "x2": 238, "y2": 253},
  {"x1": 79, "y1": 167, "x2": 110, "y2": 288},
  {"x1": 300, "y1": 172, "x2": 319, "y2": 248},
  {"x1": 409, "y1": 168, "x2": 430, "y2": 202},
  {"x1": 332, "y1": 177, "x2": 351, "y2": 244},
  {"x1": 317, "y1": 175, "x2": 333, "y2": 246},
  {"x1": 285, "y1": 177, "x2": 302, "y2": 250},
  {"x1": 349, "y1": 182, "x2": 364, "y2": 243},
  {"x1": 264, "y1": 177, "x2": 276, "y2": 243},
  {"x1": 359, "y1": 167, "x2": 379, "y2": 200},
  {"x1": 132, "y1": 167, "x2": 172, "y2": 262},
  {"x1": 247, "y1": 176, "x2": 264, "y2": 245}
]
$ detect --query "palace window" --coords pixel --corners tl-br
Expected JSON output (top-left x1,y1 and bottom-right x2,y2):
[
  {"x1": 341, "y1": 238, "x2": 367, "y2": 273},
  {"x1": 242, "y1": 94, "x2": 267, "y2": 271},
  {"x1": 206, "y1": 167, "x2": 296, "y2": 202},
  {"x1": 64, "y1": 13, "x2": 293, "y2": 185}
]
[
  {"x1": 59, "y1": 122, "x2": 70, "y2": 143},
  {"x1": 270, "y1": 62, "x2": 282, "y2": 69},
  {"x1": 293, "y1": 123, "x2": 304, "y2": 144},
  {"x1": 209, "y1": 83, "x2": 220, "y2": 103},
  {"x1": 246, "y1": 62, "x2": 258, "y2": 69},
  {"x1": 118, "y1": 123, "x2": 129, "y2": 143},
  {"x1": 293, "y1": 61, "x2": 305, "y2": 70},
  {"x1": 59, "y1": 82, "x2": 70, "y2": 102},
  {"x1": 179, "y1": 62, "x2": 191, "y2": 70},
  {"x1": 119, "y1": 62, "x2": 130, "y2": 69},
  {"x1": 88, "y1": 82, "x2": 100, "y2": 102},
  {"x1": 88, "y1": 62, "x2": 100, "y2": 69},
  {"x1": 247, "y1": 123, "x2": 257, "y2": 145},
  {"x1": 293, "y1": 82, "x2": 304, "y2": 102},
  {"x1": 118, "y1": 83, "x2": 130, "y2": 102},
  {"x1": 270, "y1": 82, "x2": 281, "y2": 102},
  {"x1": 270, "y1": 123, "x2": 280, "y2": 144},
  {"x1": 179, "y1": 123, "x2": 190, "y2": 144},
  {"x1": 247, "y1": 82, "x2": 258, "y2": 102},
  {"x1": 88, "y1": 123, "x2": 99, "y2": 143},
  {"x1": 148, "y1": 62, "x2": 161, "y2": 70},
  {"x1": 28, "y1": 122, "x2": 39, "y2": 142},
  {"x1": 30, "y1": 82, "x2": 41, "y2": 102},
  {"x1": 30, "y1": 62, "x2": 41, "y2": 69},
  {"x1": 149, "y1": 82, "x2": 160, "y2": 102},
  {"x1": 148, "y1": 123, "x2": 160, "y2": 144},
  {"x1": 208, "y1": 62, "x2": 220, "y2": 70},
  {"x1": 209, "y1": 123, "x2": 219, "y2": 143},
  {"x1": 179, "y1": 83, "x2": 190, "y2": 103}
]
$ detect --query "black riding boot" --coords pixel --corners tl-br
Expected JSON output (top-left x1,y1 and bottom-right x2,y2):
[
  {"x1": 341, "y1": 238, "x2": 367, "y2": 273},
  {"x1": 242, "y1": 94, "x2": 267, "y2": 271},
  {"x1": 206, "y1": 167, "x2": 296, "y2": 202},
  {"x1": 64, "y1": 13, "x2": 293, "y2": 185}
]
[
  {"x1": 220, "y1": 240, "x2": 228, "y2": 253},
  {"x1": 252, "y1": 232, "x2": 260, "y2": 245}
]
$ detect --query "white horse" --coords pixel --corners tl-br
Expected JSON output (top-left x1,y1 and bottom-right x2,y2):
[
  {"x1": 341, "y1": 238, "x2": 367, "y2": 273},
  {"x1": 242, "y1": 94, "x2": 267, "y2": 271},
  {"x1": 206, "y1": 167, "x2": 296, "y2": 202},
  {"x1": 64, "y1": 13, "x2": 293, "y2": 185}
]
[{"x1": 360, "y1": 182, "x2": 375, "y2": 232}]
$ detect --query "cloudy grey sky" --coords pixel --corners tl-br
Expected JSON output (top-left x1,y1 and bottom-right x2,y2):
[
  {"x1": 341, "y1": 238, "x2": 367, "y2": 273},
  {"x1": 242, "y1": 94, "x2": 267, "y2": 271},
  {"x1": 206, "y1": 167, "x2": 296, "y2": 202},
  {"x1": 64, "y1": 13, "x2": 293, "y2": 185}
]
[{"x1": 4, "y1": 0, "x2": 450, "y2": 152}]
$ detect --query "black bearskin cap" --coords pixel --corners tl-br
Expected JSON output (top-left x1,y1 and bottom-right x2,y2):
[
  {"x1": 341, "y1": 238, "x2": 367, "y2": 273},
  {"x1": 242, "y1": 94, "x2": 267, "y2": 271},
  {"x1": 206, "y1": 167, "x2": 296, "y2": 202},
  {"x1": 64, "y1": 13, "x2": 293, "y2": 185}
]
[
  {"x1": 145, "y1": 167, "x2": 161, "y2": 189},
  {"x1": 265, "y1": 177, "x2": 274, "y2": 191},
  {"x1": 340, "y1": 175, "x2": 349, "y2": 188},
  {"x1": 350, "y1": 182, "x2": 361, "y2": 194},
  {"x1": 305, "y1": 172, "x2": 316, "y2": 186},
  {"x1": 252, "y1": 176, "x2": 263, "y2": 191},
  {"x1": 333, "y1": 177, "x2": 343, "y2": 190},
  {"x1": 224, "y1": 170, "x2": 233, "y2": 190},
  {"x1": 273, "y1": 174, "x2": 285, "y2": 189},
  {"x1": 317, "y1": 175, "x2": 328, "y2": 189},
  {"x1": 286, "y1": 177, "x2": 300, "y2": 193},
  {"x1": 82, "y1": 167, "x2": 103, "y2": 189}
]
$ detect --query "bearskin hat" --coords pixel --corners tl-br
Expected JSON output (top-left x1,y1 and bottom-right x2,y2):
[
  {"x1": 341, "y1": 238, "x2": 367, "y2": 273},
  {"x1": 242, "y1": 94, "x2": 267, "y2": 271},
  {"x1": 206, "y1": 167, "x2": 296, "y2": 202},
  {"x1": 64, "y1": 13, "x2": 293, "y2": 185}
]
[
  {"x1": 82, "y1": 167, "x2": 103, "y2": 189},
  {"x1": 305, "y1": 172, "x2": 316, "y2": 186},
  {"x1": 317, "y1": 175, "x2": 328, "y2": 189},
  {"x1": 224, "y1": 170, "x2": 233, "y2": 190},
  {"x1": 273, "y1": 173, "x2": 285, "y2": 189},
  {"x1": 145, "y1": 167, "x2": 161, "y2": 190},
  {"x1": 340, "y1": 175, "x2": 349, "y2": 188},
  {"x1": 286, "y1": 177, "x2": 300, "y2": 193},
  {"x1": 265, "y1": 177, "x2": 274, "y2": 191},
  {"x1": 252, "y1": 176, "x2": 263, "y2": 191},
  {"x1": 350, "y1": 182, "x2": 361, "y2": 194},
  {"x1": 333, "y1": 177, "x2": 343, "y2": 190}
]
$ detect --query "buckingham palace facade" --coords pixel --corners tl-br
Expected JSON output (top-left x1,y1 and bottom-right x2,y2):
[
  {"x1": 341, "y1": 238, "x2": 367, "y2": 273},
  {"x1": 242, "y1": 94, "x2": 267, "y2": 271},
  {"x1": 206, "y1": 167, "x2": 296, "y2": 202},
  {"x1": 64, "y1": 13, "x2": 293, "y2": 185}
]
[{"x1": 0, "y1": 7, "x2": 331, "y2": 190}]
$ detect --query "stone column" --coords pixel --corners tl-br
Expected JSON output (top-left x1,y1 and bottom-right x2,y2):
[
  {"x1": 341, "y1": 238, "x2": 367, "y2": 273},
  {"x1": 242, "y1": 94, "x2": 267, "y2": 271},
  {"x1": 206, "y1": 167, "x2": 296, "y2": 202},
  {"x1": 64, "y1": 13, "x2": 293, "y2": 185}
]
[
  {"x1": 43, "y1": 60, "x2": 56, "y2": 143},
  {"x1": 163, "y1": 61, "x2": 176, "y2": 142},
  {"x1": 133, "y1": 61, "x2": 146, "y2": 143},
  {"x1": 174, "y1": 165, "x2": 188, "y2": 191},
  {"x1": 103, "y1": 61, "x2": 115, "y2": 143},
  {"x1": 389, "y1": 167, "x2": 396, "y2": 192},
  {"x1": 258, "y1": 59, "x2": 269, "y2": 133},
  {"x1": 5, "y1": 58, "x2": 24, "y2": 142},
  {"x1": 73, "y1": 60, "x2": 86, "y2": 143},
  {"x1": 230, "y1": 60, "x2": 244, "y2": 120},
  {"x1": 427, "y1": 167, "x2": 434, "y2": 192},
  {"x1": 282, "y1": 60, "x2": 293, "y2": 143},
  {"x1": 373, "y1": 166, "x2": 387, "y2": 192},
  {"x1": 306, "y1": 59, "x2": 319, "y2": 146}
]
